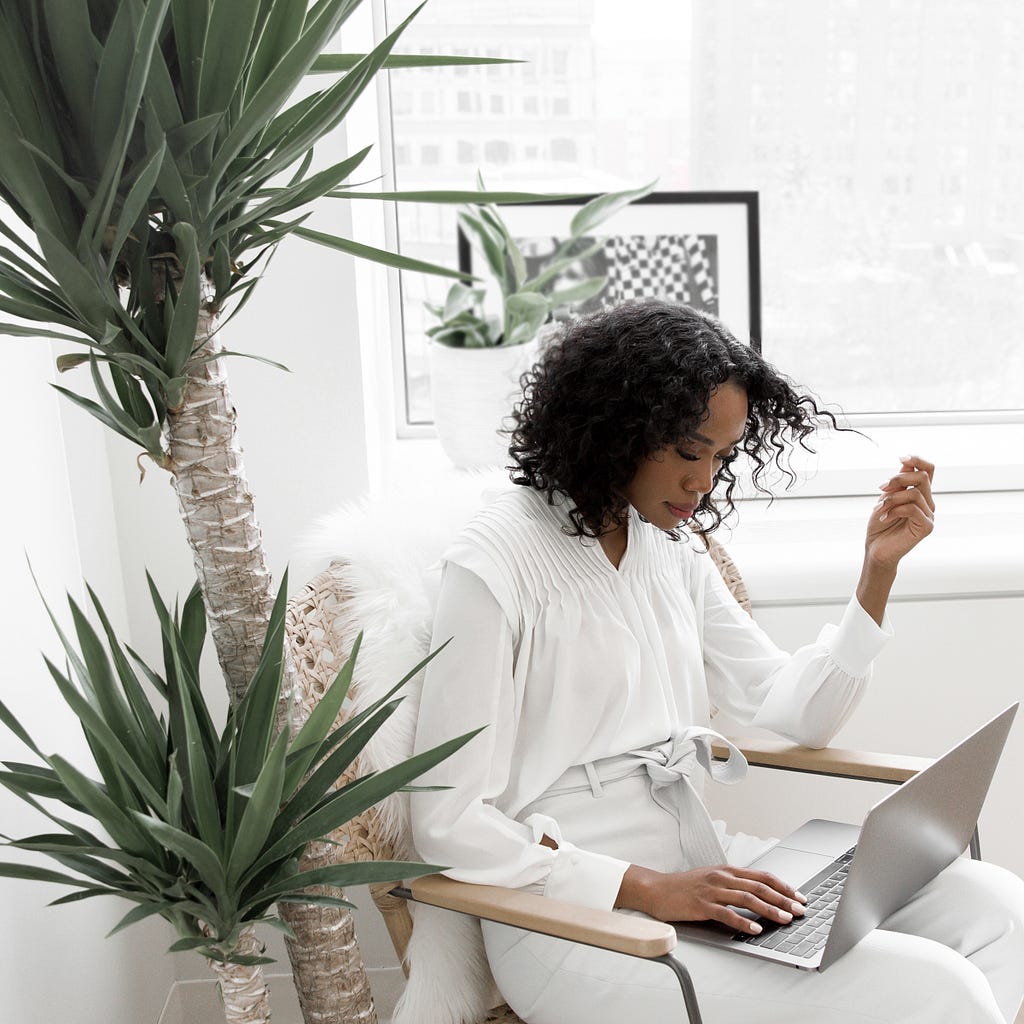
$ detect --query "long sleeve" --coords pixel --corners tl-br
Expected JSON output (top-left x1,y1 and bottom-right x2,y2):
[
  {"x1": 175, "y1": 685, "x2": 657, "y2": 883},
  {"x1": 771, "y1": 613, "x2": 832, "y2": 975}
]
[
  {"x1": 697, "y1": 550, "x2": 893, "y2": 748},
  {"x1": 411, "y1": 561, "x2": 630, "y2": 910}
]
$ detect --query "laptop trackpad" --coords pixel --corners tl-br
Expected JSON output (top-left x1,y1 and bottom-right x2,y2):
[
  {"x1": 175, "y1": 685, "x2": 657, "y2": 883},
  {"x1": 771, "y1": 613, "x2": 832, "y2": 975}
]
[{"x1": 748, "y1": 820, "x2": 862, "y2": 888}]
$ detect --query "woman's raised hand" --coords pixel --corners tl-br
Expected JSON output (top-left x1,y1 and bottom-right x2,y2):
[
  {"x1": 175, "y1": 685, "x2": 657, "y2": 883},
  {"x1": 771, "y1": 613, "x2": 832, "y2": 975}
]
[
  {"x1": 866, "y1": 455, "x2": 936, "y2": 569},
  {"x1": 616, "y1": 863, "x2": 806, "y2": 934}
]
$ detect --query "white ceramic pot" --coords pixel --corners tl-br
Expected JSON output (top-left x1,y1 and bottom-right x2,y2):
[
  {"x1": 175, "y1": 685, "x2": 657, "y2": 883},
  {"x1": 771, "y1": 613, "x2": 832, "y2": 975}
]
[{"x1": 428, "y1": 337, "x2": 541, "y2": 468}]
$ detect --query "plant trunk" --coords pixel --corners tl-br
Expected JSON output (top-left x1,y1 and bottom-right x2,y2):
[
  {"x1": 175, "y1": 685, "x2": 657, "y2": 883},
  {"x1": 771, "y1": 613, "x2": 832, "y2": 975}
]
[
  {"x1": 166, "y1": 314, "x2": 378, "y2": 1024},
  {"x1": 208, "y1": 925, "x2": 273, "y2": 1024}
]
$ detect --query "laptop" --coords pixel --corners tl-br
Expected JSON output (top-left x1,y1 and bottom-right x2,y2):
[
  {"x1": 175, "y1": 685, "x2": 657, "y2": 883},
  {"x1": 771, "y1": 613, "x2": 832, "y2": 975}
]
[{"x1": 674, "y1": 703, "x2": 1018, "y2": 971}]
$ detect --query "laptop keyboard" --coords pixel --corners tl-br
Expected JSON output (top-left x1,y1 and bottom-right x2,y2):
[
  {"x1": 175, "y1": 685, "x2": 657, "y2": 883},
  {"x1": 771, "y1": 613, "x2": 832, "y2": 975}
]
[{"x1": 732, "y1": 847, "x2": 856, "y2": 959}]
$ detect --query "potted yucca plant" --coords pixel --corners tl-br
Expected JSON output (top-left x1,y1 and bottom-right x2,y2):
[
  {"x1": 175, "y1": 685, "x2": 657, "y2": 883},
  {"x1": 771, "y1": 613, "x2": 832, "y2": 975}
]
[
  {"x1": 0, "y1": 2, "x2": 555, "y2": 1018},
  {"x1": 424, "y1": 179, "x2": 654, "y2": 467},
  {"x1": 0, "y1": 572, "x2": 474, "y2": 1024}
]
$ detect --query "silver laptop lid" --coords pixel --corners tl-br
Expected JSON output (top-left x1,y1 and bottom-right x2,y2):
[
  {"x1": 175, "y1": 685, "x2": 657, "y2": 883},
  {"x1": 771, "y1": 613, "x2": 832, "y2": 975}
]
[{"x1": 821, "y1": 703, "x2": 1018, "y2": 969}]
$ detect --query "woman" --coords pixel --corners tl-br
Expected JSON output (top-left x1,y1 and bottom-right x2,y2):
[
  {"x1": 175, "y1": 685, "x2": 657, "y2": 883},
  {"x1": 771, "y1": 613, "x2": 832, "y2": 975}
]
[{"x1": 410, "y1": 301, "x2": 1024, "y2": 1024}]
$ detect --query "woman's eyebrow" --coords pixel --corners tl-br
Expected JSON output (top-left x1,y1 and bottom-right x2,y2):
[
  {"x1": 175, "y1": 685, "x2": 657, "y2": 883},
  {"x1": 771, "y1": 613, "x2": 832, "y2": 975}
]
[{"x1": 689, "y1": 431, "x2": 745, "y2": 448}]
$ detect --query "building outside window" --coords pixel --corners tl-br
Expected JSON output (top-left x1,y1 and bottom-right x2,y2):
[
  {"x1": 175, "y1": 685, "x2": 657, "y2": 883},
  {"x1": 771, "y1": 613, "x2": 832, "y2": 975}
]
[{"x1": 380, "y1": 0, "x2": 1024, "y2": 429}]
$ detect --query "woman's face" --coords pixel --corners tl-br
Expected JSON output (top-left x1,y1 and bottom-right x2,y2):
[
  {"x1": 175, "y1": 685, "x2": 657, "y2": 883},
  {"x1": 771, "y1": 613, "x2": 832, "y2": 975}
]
[{"x1": 621, "y1": 381, "x2": 749, "y2": 531}]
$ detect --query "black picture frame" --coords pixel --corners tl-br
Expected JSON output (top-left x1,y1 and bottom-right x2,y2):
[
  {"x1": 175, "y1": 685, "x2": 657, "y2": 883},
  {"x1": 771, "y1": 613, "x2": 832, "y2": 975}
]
[{"x1": 457, "y1": 190, "x2": 762, "y2": 349}]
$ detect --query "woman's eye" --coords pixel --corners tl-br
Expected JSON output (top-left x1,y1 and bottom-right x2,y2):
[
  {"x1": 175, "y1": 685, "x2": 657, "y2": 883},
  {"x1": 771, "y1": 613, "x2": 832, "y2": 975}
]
[{"x1": 674, "y1": 448, "x2": 699, "y2": 462}]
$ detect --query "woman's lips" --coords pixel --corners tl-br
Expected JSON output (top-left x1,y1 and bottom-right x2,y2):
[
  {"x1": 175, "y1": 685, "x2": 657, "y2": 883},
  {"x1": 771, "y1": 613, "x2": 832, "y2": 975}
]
[{"x1": 667, "y1": 501, "x2": 697, "y2": 520}]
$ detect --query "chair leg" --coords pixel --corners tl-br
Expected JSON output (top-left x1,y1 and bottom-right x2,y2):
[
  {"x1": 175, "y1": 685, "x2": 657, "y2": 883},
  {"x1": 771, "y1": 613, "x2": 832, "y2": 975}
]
[
  {"x1": 653, "y1": 953, "x2": 704, "y2": 1024},
  {"x1": 970, "y1": 826, "x2": 981, "y2": 861}
]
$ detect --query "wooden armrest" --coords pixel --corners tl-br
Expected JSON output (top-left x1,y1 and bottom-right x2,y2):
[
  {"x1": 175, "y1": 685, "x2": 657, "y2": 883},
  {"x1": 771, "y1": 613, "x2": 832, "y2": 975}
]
[
  {"x1": 406, "y1": 874, "x2": 677, "y2": 958},
  {"x1": 714, "y1": 737, "x2": 932, "y2": 784}
]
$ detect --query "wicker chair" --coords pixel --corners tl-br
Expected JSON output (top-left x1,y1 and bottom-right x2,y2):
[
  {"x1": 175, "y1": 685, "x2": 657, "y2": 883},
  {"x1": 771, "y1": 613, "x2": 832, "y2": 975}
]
[{"x1": 285, "y1": 536, "x2": 932, "y2": 1024}]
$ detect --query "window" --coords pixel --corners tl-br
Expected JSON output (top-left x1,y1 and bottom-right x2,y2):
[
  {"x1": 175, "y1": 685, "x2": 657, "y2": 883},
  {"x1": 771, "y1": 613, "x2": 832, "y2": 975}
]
[{"x1": 381, "y1": 0, "x2": 1024, "y2": 428}]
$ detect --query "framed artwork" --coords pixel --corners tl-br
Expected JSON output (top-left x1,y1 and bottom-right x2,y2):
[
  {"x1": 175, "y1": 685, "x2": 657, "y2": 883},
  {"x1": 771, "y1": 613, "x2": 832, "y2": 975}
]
[{"x1": 457, "y1": 191, "x2": 762, "y2": 349}]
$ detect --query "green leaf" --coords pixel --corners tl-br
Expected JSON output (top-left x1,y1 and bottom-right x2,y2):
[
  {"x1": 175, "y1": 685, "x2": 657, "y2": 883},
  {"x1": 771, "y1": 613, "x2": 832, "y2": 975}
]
[
  {"x1": 196, "y1": 0, "x2": 260, "y2": 119},
  {"x1": 310, "y1": 53, "x2": 522, "y2": 73},
  {"x1": 167, "y1": 935, "x2": 212, "y2": 954},
  {"x1": 568, "y1": 180, "x2": 657, "y2": 238},
  {"x1": 547, "y1": 275, "x2": 608, "y2": 308},
  {"x1": 226, "y1": 729, "x2": 288, "y2": 887},
  {"x1": 48, "y1": 755, "x2": 154, "y2": 856},
  {"x1": 105, "y1": 141, "x2": 166, "y2": 276},
  {"x1": 294, "y1": 226, "x2": 468, "y2": 280},
  {"x1": 0, "y1": 696, "x2": 46, "y2": 761},
  {"x1": 284, "y1": 632, "x2": 361, "y2": 791},
  {"x1": 233, "y1": 574, "x2": 289, "y2": 786},
  {"x1": 251, "y1": 860, "x2": 444, "y2": 907},
  {"x1": 0, "y1": 862, "x2": 95, "y2": 888},
  {"x1": 106, "y1": 899, "x2": 175, "y2": 938},
  {"x1": 251, "y1": 728, "x2": 481, "y2": 877},
  {"x1": 129, "y1": 813, "x2": 226, "y2": 898},
  {"x1": 164, "y1": 224, "x2": 201, "y2": 377}
]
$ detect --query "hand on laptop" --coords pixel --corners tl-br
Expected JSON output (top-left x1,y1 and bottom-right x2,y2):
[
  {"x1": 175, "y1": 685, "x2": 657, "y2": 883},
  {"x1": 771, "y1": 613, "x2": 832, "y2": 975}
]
[{"x1": 616, "y1": 863, "x2": 806, "y2": 935}]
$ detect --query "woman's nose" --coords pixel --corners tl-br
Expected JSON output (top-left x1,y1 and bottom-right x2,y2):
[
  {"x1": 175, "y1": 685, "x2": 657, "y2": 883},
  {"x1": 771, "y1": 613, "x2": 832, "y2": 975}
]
[{"x1": 685, "y1": 461, "x2": 715, "y2": 495}]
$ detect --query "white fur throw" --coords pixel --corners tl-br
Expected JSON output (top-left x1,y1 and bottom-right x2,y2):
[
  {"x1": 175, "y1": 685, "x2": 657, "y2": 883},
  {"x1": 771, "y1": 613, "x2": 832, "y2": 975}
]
[{"x1": 299, "y1": 469, "x2": 512, "y2": 1024}]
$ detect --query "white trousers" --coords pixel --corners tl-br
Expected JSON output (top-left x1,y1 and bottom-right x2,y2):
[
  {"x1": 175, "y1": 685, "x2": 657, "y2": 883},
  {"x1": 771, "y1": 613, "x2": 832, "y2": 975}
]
[{"x1": 483, "y1": 767, "x2": 1024, "y2": 1024}]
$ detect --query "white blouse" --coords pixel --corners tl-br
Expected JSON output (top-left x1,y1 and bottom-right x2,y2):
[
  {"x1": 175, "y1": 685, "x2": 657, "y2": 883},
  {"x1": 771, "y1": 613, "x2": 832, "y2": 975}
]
[{"x1": 411, "y1": 486, "x2": 891, "y2": 913}]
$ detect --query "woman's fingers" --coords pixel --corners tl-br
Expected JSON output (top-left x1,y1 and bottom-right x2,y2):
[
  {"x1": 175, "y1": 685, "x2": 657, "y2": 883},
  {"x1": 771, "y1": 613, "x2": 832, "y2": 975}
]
[
  {"x1": 875, "y1": 487, "x2": 935, "y2": 524},
  {"x1": 880, "y1": 456, "x2": 936, "y2": 512}
]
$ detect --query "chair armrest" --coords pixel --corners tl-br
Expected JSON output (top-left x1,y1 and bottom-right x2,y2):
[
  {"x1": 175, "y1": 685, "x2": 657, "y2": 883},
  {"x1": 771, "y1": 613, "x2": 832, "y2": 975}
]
[
  {"x1": 405, "y1": 874, "x2": 677, "y2": 958},
  {"x1": 714, "y1": 737, "x2": 932, "y2": 784}
]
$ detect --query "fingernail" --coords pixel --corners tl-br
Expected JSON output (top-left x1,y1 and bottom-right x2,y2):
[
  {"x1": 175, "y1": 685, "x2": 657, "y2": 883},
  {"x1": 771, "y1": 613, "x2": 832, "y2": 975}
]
[
  {"x1": 750, "y1": 922, "x2": 762, "y2": 934},
  {"x1": 795, "y1": 891, "x2": 807, "y2": 902},
  {"x1": 792, "y1": 902, "x2": 804, "y2": 916},
  {"x1": 778, "y1": 910, "x2": 793, "y2": 922},
  {"x1": 900, "y1": 454, "x2": 913, "y2": 462},
  {"x1": 879, "y1": 512, "x2": 889, "y2": 522}
]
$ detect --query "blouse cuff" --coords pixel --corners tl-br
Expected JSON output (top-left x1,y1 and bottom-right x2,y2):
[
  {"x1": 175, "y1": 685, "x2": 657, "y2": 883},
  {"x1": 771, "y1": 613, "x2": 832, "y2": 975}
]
[
  {"x1": 823, "y1": 595, "x2": 893, "y2": 678},
  {"x1": 524, "y1": 813, "x2": 630, "y2": 911}
]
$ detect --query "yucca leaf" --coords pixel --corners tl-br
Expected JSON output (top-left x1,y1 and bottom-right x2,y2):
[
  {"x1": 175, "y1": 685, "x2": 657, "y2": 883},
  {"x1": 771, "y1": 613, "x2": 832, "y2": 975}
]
[
  {"x1": 164, "y1": 630, "x2": 223, "y2": 853},
  {"x1": 0, "y1": 764, "x2": 80, "y2": 809},
  {"x1": 226, "y1": 730, "x2": 288, "y2": 888},
  {"x1": 18, "y1": 140, "x2": 92, "y2": 208},
  {"x1": 48, "y1": 888, "x2": 116, "y2": 907},
  {"x1": 212, "y1": 148, "x2": 373, "y2": 240},
  {"x1": 547, "y1": 276, "x2": 608, "y2": 308},
  {"x1": 0, "y1": 322, "x2": 91, "y2": 343},
  {"x1": 196, "y1": 0, "x2": 260, "y2": 120},
  {"x1": 284, "y1": 632, "x2": 361, "y2": 789},
  {"x1": 86, "y1": 585, "x2": 168, "y2": 765},
  {"x1": 248, "y1": 1, "x2": 309, "y2": 98},
  {"x1": 311, "y1": 53, "x2": 520, "y2": 73},
  {"x1": 0, "y1": 862, "x2": 97, "y2": 888},
  {"x1": 330, "y1": 188, "x2": 581, "y2": 205},
  {"x1": 0, "y1": 696, "x2": 47, "y2": 761},
  {"x1": 276, "y1": 893, "x2": 355, "y2": 909},
  {"x1": 107, "y1": 899, "x2": 176, "y2": 937},
  {"x1": 179, "y1": 583, "x2": 207, "y2": 670},
  {"x1": 40, "y1": 1, "x2": 100, "y2": 134},
  {"x1": 275, "y1": 700, "x2": 402, "y2": 841},
  {"x1": 292, "y1": 226, "x2": 468, "y2": 280},
  {"x1": 248, "y1": 859, "x2": 443, "y2": 910},
  {"x1": 168, "y1": 934, "x2": 214, "y2": 954},
  {"x1": 201, "y1": 0, "x2": 363, "y2": 203},
  {"x1": 49, "y1": 754, "x2": 155, "y2": 857},
  {"x1": 86, "y1": 0, "x2": 171, "y2": 252},
  {"x1": 129, "y1": 813, "x2": 227, "y2": 899},
  {"x1": 233, "y1": 574, "x2": 289, "y2": 785},
  {"x1": 105, "y1": 141, "x2": 166, "y2": 276},
  {"x1": 33, "y1": 226, "x2": 109, "y2": 332},
  {"x1": 249, "y1": 728, "x2": 481, "y2": 877},
  {"x1": 163, "y1": 223, "x2": 201, "y2": 377}
]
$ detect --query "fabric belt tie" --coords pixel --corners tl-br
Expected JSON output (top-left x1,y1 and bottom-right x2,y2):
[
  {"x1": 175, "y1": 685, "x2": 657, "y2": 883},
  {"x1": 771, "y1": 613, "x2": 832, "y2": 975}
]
[{"x1": 584, "y1": 727, "x2": 748, "y2": 869}]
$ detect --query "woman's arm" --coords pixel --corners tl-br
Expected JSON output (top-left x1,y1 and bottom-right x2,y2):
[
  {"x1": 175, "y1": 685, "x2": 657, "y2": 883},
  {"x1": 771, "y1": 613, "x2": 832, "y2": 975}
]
[
  {"x1": 412, "y1": 561, "x2": 630, "y2": 909},
  {"x1": 856, "y1": 455, "x2": 936, "y2": 626}
]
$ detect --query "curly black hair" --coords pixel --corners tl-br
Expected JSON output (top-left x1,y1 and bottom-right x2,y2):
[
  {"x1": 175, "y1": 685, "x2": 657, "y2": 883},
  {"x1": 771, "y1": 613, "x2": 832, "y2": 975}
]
[{"x1": 507, "y1": 300, "x2": 842, "y2": 538}]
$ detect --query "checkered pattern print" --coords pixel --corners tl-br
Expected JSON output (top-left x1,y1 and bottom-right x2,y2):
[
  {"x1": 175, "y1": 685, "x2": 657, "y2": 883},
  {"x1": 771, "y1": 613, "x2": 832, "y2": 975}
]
[{"x1": 603, "y1": 234, "x2": 718, "y2": 312}]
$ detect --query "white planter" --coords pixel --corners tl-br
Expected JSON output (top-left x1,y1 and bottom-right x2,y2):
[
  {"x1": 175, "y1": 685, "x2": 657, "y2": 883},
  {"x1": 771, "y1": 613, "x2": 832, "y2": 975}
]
[{"x1": 428, "y1": 337, "x2": 541, "y2": 468}]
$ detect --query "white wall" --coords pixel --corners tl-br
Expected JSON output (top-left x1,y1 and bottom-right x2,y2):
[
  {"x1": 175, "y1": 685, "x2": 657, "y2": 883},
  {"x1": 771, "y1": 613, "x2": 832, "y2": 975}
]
[{"x1": 0, "y1": 340, "x2": 177, "y2": 1024}]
